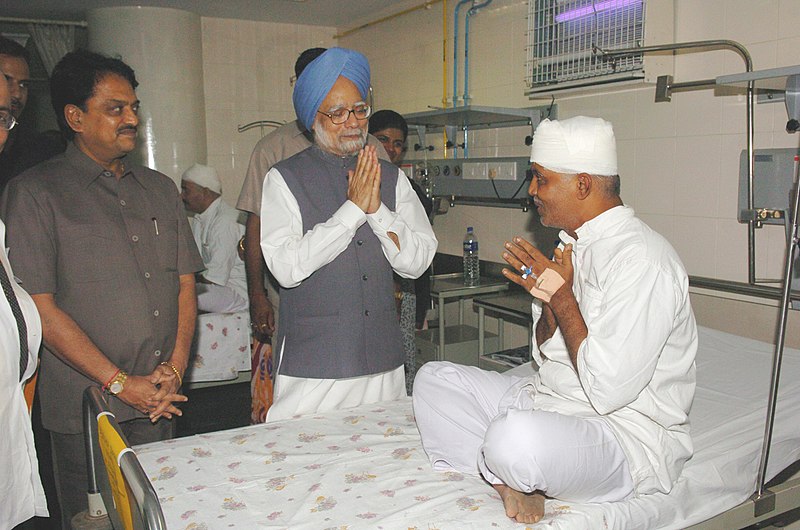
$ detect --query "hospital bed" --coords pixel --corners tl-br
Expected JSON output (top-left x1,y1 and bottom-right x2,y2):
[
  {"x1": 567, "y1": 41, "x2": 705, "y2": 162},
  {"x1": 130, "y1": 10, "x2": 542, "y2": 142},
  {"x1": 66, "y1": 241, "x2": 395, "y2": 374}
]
[
  {"x1": 183, "y1": 310, "x2": 251, "y2": 385},
  {"x1": 104, "y1": 325, "x2": 800, "y2": 529}
]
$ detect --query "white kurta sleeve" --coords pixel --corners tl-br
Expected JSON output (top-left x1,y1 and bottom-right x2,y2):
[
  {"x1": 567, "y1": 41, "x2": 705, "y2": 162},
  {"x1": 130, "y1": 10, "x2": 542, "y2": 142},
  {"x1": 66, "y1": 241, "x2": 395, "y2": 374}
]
[
  {"x1": 365, "y1": 169, "x2": 437, "y2": 279},
  {"x1": 201, "y1": 209, "x2": 243, "y2": 287},
  {"x1": 260, "y1": 166, "x2": 367, "y2": 288},
  {"x1": 575, "y1": 260, "x2": 681, "y2": 415}
]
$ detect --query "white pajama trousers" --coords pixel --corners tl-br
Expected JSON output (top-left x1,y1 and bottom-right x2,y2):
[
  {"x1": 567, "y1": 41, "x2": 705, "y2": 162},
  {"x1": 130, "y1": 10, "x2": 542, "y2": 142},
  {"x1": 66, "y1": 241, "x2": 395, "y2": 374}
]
[{"x1": 412, "y1": 362, "x2": 634, "y2": 503}]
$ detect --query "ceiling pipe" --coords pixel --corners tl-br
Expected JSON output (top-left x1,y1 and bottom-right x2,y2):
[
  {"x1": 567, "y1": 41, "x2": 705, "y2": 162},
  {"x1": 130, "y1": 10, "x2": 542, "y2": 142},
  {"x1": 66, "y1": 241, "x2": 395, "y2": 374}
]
[{"x1": 334, "y1": 0, "x2": 442, "y2": 39}]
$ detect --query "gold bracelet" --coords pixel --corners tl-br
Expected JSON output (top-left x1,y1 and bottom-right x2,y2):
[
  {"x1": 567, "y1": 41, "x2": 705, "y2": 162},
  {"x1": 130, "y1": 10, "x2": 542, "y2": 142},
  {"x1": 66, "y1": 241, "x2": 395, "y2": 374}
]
[
  {"x1": 238, "y1": 236, "x2": 246, "y2": 254},
  {"x1": 160, "y1": 361, "x2": 183, "y2": 387}
]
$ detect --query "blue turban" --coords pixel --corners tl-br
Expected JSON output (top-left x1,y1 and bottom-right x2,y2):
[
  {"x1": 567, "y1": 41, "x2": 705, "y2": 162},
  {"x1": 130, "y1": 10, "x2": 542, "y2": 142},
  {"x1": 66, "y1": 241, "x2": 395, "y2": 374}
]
[{"x1": 292, "y1": 47, "x2": 371, "y2": 131}]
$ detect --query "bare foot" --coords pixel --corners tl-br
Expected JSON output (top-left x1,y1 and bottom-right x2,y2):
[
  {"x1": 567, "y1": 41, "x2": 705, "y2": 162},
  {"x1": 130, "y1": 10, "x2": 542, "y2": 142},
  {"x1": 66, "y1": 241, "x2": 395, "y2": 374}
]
[{"x1": 493, "y1": 484, "x2": 545, "y2": 524}]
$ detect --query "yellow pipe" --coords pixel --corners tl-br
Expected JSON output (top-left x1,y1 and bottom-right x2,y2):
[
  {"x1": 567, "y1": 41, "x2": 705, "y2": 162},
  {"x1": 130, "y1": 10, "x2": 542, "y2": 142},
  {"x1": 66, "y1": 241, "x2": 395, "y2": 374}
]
[{"x1": 334, "y1": 0, "x2": 444, "y2": 39}]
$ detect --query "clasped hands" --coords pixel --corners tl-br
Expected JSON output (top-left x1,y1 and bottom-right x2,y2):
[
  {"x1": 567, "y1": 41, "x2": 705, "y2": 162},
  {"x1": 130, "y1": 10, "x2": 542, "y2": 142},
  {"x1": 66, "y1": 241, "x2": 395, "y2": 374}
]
[
  {"x1": 118, "y1": 363, "x2": 188, "y2": 423},
  {"x1": 348, "y1": 145, "x2": 382, "y2": 214},
  {"x1": 502, "y1": 237, "x2": 574, "y2": 303}
]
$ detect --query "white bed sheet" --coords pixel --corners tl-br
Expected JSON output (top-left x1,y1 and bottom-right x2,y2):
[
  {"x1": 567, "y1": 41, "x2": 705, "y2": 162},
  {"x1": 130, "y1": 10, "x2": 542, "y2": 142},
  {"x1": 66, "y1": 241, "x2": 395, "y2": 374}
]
[
  {"x1": 135, "y1": 326, "x2": 800, "y2": 529},
  {"x1": 183, "y1": 311, "x2": 251, "y2": 383}
]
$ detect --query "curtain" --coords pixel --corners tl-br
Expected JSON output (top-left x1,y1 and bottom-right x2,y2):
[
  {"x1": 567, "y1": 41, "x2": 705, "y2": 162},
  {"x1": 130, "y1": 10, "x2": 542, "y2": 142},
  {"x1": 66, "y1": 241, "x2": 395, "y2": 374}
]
[{"x1": 26, "y1": 23, "x2": 75, "y2": 74}]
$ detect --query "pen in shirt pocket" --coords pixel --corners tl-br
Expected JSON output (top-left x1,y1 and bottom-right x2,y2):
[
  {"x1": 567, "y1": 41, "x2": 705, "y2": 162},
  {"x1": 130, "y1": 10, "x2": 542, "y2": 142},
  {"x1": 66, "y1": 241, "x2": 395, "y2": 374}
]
[{"x1": 152, "y1": 217, "x2": 159, "y2": 236}]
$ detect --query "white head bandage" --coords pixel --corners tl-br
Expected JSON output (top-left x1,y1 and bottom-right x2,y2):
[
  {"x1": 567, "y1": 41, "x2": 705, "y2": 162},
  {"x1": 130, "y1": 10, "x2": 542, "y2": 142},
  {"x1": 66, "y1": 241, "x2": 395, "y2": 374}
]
[
  {"x1": 181, "y1": 163, "x2": 221, "y2": 193},
  {"x1": 530, "y1": 116, "x2": 617, "y2": 176}
]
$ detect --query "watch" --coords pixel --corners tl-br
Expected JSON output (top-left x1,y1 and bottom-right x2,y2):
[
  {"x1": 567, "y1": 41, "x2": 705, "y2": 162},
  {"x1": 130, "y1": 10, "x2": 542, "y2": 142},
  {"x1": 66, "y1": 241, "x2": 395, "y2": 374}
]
[{"x1": 107, "y1": 370, "x2": 128, "y2": 396}]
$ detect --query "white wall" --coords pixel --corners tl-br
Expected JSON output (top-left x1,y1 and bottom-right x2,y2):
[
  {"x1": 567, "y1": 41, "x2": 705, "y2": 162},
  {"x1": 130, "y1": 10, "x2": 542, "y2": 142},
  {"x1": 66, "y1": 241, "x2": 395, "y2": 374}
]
[
  {"x1": 197, "y1": 1, "x2": 800, "y2": 344},
  {"x1": 200, "y1": 17, "x2": 335, "y2": 202},
  {"x1": 339, "y1": 0, "x2": 800, "y2": 285}
]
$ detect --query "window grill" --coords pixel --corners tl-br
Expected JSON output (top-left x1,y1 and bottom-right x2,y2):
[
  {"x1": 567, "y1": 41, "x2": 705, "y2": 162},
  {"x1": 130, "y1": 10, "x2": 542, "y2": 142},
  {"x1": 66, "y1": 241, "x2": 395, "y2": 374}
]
[{"x1": 526, "y1": 0, "x2": 647, "y2": 92}]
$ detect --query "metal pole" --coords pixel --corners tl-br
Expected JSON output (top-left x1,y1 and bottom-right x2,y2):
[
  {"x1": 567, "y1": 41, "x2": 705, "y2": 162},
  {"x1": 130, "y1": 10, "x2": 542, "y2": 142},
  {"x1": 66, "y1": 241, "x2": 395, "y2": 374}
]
[
  {"x1": 754, "y1": 157, "x2": 800, "y2": 504},
  {"x1": 596, "y1": 40, "x2": 755, "y2": 283}
]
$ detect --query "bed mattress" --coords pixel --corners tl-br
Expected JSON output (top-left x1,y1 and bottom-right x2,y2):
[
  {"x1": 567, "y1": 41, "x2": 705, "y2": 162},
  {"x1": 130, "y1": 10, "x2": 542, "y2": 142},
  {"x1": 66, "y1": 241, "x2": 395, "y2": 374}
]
[{"x1": 135, "y1": 326, "x2": 800, "y2": 528}]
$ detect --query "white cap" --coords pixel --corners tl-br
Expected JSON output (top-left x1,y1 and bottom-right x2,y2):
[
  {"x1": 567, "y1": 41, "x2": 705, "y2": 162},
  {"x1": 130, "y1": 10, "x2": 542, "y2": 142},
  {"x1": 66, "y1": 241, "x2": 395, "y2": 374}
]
[
  {"x1": 530, "y1": 116, "x2": 618, "y2": 176},
  {"x1": 181, "y1": 163, "x2": 221, "y2": 193}
]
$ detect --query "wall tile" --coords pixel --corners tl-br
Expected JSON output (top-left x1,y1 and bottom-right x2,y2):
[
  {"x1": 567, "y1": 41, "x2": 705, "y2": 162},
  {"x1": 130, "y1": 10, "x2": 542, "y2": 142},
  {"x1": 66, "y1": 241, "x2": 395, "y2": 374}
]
[
  {"x1": 674, "y1": 135, "x2": 721, "y2": 218},
  {"x1": 634, "y1": 137, "x2": 676, "y2": 215}
]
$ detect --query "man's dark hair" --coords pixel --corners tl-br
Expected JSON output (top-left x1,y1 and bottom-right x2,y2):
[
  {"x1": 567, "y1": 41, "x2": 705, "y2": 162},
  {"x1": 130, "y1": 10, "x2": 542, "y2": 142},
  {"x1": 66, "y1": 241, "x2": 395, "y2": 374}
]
[
  {"x1": 368, "y1": 109, "x2": 408, "y2": 140},
  {"x1": 50, "y1": 50, "x2": 138, "y2": 139},
  {"x1": 0, "y1": 36, "x2": 30, "y2": 63},
  {"x1": 294, "y1": 48, "x2": 327, "y2": 78}
]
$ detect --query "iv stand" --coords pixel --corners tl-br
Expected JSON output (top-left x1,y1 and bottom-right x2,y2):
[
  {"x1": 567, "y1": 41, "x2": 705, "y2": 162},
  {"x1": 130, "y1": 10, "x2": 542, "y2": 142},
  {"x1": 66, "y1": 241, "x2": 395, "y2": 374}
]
[{"x1": 752, "y1": 154, "x2": 800, "y2": 516}]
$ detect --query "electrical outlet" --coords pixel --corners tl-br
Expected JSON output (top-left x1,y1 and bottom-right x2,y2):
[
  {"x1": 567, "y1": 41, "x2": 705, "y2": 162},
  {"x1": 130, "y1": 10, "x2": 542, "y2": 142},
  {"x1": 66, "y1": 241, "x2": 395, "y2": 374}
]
[
  {"x1": 462, "y1": 162, "x2": 488, "y2": 180},
  {"x1": 487, "y1": 162, "x2": 517, "y2": 180}
]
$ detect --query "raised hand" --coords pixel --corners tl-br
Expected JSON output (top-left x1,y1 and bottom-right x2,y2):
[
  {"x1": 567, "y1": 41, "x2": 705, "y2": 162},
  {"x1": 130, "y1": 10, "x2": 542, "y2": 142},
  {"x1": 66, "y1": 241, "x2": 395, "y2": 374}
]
[
  {"x1": 347, "y1": 145, "x2": 381, "y2": 213},
  {"x1": 501, "y1": 237, "x2": 573, "y2": 302}
]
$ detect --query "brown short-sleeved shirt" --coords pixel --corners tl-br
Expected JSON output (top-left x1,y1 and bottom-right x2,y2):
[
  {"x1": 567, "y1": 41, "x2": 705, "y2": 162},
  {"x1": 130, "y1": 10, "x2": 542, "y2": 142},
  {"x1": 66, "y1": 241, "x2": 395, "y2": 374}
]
[
  {"x1": 236, "y1": 120, "x2": 391, "y2": 216},
  {"x1": 0, "y1": 143, "x2": 203, "y2": 433}
]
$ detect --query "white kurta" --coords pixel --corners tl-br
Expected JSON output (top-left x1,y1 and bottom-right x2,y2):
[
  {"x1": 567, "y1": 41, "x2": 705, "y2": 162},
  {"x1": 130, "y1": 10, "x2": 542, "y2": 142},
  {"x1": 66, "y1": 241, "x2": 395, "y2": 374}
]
[
  {"x1": 260, "y1": 165, "x2": 437, "y2": 289},
  {"x1": 191, "y1": 197, "x2": 248, "y2": 312},
  {"x1": 530, "y1": 205, "x2": 697, "y2": 495},
  {"x1": 0, "y1": 218, "x2": 48, "y2": 527},
  {"x1": 414, "y1": 206, "x2": 697, "y2": 499}
]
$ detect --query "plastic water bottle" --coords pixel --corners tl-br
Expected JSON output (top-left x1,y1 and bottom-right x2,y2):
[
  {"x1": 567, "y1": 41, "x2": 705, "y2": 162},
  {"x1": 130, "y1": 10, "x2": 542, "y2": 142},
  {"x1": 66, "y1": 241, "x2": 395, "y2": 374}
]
[{"x1": 463, "y1": 227, "x2": 480, "y2": 287}]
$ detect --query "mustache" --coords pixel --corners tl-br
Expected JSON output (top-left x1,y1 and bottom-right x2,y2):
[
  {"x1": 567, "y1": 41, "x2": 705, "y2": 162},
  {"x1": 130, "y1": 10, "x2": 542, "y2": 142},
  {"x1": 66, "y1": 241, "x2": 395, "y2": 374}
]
[{"x1": 117, "y1": 125, "x2": 138, "y2": 134}]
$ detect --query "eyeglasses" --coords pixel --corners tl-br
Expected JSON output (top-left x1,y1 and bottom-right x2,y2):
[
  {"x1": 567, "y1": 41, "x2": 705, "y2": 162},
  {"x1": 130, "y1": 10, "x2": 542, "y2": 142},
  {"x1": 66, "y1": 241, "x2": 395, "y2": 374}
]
[
  {"x1": 317, "y1": 104, "x2": 371, "y2": 125},
  {"x1": 0, "y1": 110, "x2": 17, "y2": 131}
]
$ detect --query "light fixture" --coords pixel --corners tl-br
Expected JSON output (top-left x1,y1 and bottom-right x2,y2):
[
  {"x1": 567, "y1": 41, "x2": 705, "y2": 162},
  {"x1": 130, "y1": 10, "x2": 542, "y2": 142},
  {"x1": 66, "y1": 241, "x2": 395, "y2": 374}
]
[{"x1": 555, "y1": 0, "x2": 641, "y2": 23}]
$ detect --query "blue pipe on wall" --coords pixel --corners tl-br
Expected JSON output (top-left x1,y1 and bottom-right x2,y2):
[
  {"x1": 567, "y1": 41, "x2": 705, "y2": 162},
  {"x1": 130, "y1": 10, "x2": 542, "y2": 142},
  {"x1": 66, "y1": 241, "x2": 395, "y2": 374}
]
[
  {"x1": 453, "y1": 0, "x2": 473, "y2": 108},
  {"x1": 463, "y1": 0, "x2": 492, "y2": 107}
]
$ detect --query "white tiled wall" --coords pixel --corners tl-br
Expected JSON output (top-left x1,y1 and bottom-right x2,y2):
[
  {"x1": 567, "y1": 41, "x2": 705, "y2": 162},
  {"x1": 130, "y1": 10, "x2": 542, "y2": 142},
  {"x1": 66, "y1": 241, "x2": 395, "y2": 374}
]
[
  {"x1": 195, "y1": 1, "x2": 800, "y2": 341},
  {"x1": 200, "y1": 17, "x2": 335, "y2": 203},
  {"x1": 338, "y1": 0, "x2": 800, "y2": 285}
]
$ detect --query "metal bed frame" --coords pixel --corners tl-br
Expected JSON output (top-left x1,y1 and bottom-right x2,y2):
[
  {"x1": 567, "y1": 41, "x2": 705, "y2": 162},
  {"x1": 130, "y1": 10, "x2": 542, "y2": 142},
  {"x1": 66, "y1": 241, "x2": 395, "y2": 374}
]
[
  {"x1": 82, "y1": 387, "x2": 166, "y2": 530},
  {"x1": 595, "y1": 40, "x2": 800, "y2": 529}
]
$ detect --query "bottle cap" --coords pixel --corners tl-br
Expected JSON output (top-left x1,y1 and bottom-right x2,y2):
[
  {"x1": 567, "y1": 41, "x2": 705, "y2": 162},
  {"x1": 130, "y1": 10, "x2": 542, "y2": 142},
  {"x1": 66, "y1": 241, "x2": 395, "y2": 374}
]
[{"x1": 467, "y1": 226, "x2": 473, "y2": 232}]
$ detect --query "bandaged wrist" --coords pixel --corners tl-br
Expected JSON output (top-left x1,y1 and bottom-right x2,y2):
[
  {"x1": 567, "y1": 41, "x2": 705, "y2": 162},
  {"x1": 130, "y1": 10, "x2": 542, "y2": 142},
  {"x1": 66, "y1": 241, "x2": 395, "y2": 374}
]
[{"x1": 528, "y1": 268, "x2": 566, "y2": 303}]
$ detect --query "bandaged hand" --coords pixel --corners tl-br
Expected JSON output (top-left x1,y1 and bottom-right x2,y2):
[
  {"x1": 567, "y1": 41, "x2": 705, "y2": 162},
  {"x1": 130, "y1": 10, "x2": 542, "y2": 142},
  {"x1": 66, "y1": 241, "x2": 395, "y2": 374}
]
[{"x1": 501, "y1": 237, "x2": 574, "y2": 303}]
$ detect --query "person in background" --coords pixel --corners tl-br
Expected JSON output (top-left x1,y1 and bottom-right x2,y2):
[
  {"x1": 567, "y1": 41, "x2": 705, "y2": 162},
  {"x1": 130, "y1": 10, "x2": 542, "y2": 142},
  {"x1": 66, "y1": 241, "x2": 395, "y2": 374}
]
[
  {"x1": 413, "y1": 116, "x2": 697, "y2": 524},
  {"x1": 0, "y1": 36, "x2": 65, "y2": 193},
  {"x1": 0, "y1": 50, "x2": 203, "y2": 527},
  {"x1": 260, "y1": 47, "x2": 437, "y2": 421},
  {"x1": 181, "y1": 163, "x2": 248, "y2": 314},
  {"x1": 237, "y1": 47, "x2": 390, "y2": 423},
  {"x1": 0, "y1": 65, "x2": 48, "y2": 530},
  {"x1": 369, "y1": 110, "x2": 434, "y2": 394}
]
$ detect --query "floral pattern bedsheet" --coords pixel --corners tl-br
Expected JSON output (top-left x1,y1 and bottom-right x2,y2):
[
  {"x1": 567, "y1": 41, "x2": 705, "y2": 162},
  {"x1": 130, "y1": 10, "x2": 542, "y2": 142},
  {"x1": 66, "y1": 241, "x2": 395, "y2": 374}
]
[
  {"x1": 184, "y1": 311, "x2": 251, "y2": 383},
  {"x1": 135, "y1": 398, "x2": 553, "y2": 529}
]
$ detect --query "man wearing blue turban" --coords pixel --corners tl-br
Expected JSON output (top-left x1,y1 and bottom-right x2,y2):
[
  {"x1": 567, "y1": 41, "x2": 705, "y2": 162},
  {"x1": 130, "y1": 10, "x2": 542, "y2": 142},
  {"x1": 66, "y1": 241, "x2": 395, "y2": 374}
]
[{"x1": 260, "y1": 47, "x2": 438, "y2": 421}]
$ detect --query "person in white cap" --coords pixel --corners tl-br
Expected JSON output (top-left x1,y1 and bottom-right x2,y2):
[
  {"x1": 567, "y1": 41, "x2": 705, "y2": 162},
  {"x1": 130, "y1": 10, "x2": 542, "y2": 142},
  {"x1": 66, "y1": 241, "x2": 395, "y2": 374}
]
[
  {"x1": 413, "y1": 116, "x2": 697, "y2": 524},
  {"x1": 181, "y1": 163, "x2": 248, "y2": 313}
]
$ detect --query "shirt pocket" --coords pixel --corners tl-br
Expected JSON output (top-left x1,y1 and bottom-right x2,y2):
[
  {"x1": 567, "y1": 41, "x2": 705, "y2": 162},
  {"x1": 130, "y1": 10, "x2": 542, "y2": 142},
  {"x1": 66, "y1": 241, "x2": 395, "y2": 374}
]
[
  {"x1": 153, "y1": 219, "x2": 179, "y2": 272},
  {"x1": 60, "y1": 225, "x2": 126, "y2": 284},
  {"x1": 579, "y1": 282, "x2": 604, "y2": 320}
]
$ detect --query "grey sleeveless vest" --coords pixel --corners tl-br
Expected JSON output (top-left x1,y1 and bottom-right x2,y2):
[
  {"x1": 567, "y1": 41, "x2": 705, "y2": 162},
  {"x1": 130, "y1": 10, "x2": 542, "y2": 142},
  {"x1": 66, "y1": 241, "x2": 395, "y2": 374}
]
[{"x1": 273, "y1": 145, "x2": 404, "y2": 378}]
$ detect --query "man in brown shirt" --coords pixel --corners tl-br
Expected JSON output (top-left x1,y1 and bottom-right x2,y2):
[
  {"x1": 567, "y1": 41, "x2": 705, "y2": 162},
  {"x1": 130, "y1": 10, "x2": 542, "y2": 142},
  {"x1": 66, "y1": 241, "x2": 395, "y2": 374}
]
[{"x1": 0, "y1": 50, "x2": 203, "y2": 527}]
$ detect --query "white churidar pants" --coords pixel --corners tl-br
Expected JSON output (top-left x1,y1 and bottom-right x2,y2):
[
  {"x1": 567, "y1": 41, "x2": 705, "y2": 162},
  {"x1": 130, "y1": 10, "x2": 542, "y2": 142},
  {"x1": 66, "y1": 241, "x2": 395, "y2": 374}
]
[
  {"x1": 412, "y1": 361, "x2": 634, "y2": 504},
  {"x1": 196, "y1": 283, "x2": 248, "y2": 313}
]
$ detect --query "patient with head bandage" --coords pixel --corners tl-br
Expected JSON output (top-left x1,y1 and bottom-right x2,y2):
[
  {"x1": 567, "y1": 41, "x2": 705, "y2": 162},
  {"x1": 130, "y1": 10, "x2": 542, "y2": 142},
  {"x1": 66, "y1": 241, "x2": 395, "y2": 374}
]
[
  {"x1": 413, "y1": 116, "x2": 697, "y2": 524},
  {"x1": 259, "y1": 47, "x2": 437, "y2": 422}
]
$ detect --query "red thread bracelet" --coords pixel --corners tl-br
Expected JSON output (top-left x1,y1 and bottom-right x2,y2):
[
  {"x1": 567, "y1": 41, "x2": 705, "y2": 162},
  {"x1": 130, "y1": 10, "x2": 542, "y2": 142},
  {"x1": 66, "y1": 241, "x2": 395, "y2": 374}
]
[{"x1": 102, "y1": 368, "x2": 121, "y2": 392}]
